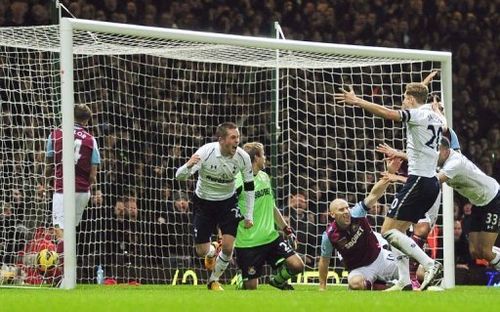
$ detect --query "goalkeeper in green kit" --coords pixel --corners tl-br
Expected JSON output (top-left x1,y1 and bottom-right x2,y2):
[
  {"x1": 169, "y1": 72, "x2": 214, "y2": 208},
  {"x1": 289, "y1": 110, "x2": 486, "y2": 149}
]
[{"x1": 234, "y1": 142, "x2": 305, "y2": 290}]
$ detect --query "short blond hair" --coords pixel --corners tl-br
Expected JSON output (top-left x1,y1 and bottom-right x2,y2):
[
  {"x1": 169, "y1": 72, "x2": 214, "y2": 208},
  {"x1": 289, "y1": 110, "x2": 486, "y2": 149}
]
[
  {"x1": 243, "y1": 142, "x2": 264, "y2": 162},
  {"x1": 405, "y1": 83, "x2": 428, "y2": 104}
]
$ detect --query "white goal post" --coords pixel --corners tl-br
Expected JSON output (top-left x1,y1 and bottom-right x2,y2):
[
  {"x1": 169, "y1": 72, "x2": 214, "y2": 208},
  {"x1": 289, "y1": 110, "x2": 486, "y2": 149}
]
[{"x1": 0, "y1": 17, "x2": 453, "y2": 290}]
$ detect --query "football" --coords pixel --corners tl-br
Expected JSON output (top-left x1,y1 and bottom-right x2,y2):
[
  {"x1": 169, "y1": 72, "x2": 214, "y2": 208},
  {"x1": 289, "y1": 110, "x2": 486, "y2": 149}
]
[{"x1": 36, "y1": 249, "x2": 59, "y2": 272}]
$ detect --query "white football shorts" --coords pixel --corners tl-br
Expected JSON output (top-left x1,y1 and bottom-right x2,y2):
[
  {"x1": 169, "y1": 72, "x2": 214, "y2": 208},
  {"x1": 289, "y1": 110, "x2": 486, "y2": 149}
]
[
  {"x1": 52, "y1": 192, "x2": 90, "y2": 229},
  {"x1": 348, "y1": 248, "x2": 398, "y2": 284}
]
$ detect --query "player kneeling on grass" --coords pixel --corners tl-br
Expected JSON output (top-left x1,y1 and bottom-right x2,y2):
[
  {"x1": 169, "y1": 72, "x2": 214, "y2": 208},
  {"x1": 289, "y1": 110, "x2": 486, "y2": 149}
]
[
  {"x1": 319, "y1": 158, "x2": 409, "y2": 291},
  {"x1": 234, "y1": 142, "x2": 304, "y2": 290}
]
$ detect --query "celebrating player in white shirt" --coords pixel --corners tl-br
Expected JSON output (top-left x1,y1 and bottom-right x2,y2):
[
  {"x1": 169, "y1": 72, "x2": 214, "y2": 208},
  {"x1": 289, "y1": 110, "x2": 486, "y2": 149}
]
[
  {"x1": 335, "y1": 82, "x2": 445, "y2": 291},
  {"x1": 437, "y1": 137, "x2": 500, "y2": 271},
  {"x1": 176, "y1": 122, "x2": 255, "y2": 291}
]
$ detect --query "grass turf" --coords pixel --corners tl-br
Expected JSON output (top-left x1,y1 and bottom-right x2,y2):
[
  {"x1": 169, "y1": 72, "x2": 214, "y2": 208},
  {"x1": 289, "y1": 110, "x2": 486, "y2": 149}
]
[{"x1": 1, "y1": 285, "x2": 499, "y2": 312}]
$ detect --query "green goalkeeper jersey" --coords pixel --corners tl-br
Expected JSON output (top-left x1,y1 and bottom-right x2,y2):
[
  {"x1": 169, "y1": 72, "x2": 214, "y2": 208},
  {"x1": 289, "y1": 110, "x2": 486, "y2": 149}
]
[{"x1": 234, "y1": 170, "x2": 279, "y2": 248}]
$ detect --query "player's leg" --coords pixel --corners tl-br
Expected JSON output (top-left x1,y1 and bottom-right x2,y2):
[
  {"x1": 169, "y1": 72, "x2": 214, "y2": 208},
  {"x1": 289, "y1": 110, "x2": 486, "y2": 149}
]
[
  {"x1": 412, "y1": 190, "x2": 440, "y2": 248},
  {"x1": 268, "y1": 237, "x2": 304, "y2": 290},
  {"x1": 50, "y1": 193, "x2": 65, "y2": 287},
  {"x1": 410, "y1": 190, "x2": 440, "y2": 287},
  {"x1": 383, "y1": 246, "x2": 412, "y2": 291},
  {"x1": 207, "y1": 195, "x2": 240, "y2": 290},
  {"x1": 383, "y1": 176, "x2": 442, "y2": 290},
  {"x1": 378, "y1": 248, "x2": 401, "y2": 285},
  {"x1": 208, "y1": 234, "x2": 235, "y2": 283},
  {"x1": 53, "y1": 192, "x2": 90, "y2": 287},
  {"x1": 75, "y1": 192, "x2": 90, "y2": 226},
  {"x1": 347, "y1": 265, "x2": 377, "y2": 290},
  {"x1": 468, "y1": 194, "x2": 500, "y2": 270},
  {"x1": 243, "y1": 278, "x2": 258, "y2": 290},
  {"x1": 469, "y1": 232, "x2": 499, "y2": 266},
  {"x1": 191, "y1": 195, "x2": 218, "y2": 259},
  {"x1": 348, "y1": 273, "x2": 368, "y2": 290},
  {"x1": 234, "y1": 245, "x2": 265, "y2": 290},
  {"x1": 191, "y1": 197, "x2": 221, "y2": 289},
  {"x1": 52, "y1": 193, "x2": 65, "y2": 240}
]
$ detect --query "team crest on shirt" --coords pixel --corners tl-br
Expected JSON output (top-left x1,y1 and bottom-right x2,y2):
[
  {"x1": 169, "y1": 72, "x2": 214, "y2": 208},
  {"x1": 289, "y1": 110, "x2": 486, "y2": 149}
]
[
  {"x1": 350, "y1": 223, "x2": 360, "y2": 233},
  {"x1": 247, "y1": 266, "x2": 256, "y2": 276}
]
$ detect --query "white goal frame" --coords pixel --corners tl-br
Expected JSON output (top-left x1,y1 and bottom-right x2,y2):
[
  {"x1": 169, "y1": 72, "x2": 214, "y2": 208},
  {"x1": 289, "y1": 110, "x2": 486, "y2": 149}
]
[{"x1": 59, "y1": 17, "x2": 454, "y2": 290}]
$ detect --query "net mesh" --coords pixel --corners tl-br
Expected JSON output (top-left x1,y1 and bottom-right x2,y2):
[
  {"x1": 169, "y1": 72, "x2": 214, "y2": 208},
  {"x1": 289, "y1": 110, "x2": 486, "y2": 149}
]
[{"x1": 0, "y1": 24, "x2": 443, "y2": 286}]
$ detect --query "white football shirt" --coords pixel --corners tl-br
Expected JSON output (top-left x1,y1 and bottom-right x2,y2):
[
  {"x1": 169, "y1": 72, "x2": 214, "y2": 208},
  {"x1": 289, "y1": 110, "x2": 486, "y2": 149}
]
[
  {"x1": 400, "y1": 104, "x2": 445, "y2": 177},
  {"x1": 175, "y1": 142, "x2": 254, "y2": 201},
  {"x1": 440, "y1": 149, "x2": 499, "y2": 206}
]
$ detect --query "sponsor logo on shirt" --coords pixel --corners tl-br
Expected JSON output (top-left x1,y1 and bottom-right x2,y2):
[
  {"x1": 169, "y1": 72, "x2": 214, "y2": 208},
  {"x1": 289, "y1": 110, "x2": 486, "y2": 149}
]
[
  {"x1": 255, "y1": 188, "x2": 271, "y2": 199},
  {"x1": 206, "y1": 175, "x2": 235, "y2": 184}
]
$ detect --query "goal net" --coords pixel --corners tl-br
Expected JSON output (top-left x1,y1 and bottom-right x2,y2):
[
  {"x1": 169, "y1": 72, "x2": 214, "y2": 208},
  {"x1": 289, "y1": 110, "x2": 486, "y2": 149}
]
[{"x1": 0, "y1": 20, "x2": 453, "y2": 288}]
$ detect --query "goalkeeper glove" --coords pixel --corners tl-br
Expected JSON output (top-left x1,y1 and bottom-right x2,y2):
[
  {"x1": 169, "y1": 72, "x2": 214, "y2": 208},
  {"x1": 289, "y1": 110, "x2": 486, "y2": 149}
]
[{"x1": 283, "y1": 226, "x2": 297, "y2": 250}]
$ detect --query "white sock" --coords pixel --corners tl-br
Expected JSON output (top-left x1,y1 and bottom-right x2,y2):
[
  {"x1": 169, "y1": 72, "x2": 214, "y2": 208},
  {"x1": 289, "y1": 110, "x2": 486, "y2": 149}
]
[
  {"x1": 384, "y1": 229, "x2": 434, "y2": 269},
  {"x1": 391, "y1": 247, "x2": 410, "y2": 285},
  {"x1": 490, "y1": 252, "x2": 500, "y2": 270},
  {"x1": 209, "y1": 252, "x2": 231, "y2": 282},
  {"x1": 206, "y1": 244, "x2": 216, "y2": 258}
]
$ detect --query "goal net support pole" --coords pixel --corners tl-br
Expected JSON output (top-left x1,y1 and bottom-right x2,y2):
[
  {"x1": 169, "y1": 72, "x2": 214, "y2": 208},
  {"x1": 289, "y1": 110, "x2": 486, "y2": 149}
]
[{"x1": 60, "y1": 18, "x2": 77, "y2": 290}]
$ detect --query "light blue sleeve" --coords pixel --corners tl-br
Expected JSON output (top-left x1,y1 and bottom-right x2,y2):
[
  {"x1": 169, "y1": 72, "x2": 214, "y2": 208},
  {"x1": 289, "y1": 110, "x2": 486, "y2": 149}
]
[
  {"x1": 449, "y1": 128, "x2": 461, "y2": 151},
  {"x1": 350, "y1": 201, "x2": 369, "y2": 218},
  {"x1": 320, "y1": 231, "x2": 334, "y2": 258},
  {"x1": 46, "y1": 133, "x2": 54, "y2": 158},
  {"x1": 91, "y1": 138, "x2": 101, "y2": 165}
]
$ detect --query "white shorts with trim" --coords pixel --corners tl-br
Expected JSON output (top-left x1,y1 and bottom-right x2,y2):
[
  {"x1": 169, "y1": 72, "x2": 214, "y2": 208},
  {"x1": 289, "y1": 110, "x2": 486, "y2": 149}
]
[
  {"x1": 348, "y1": 248, "x2": 398, "y2": 284},
  {"x1": 52, "y1": 192, "x2": 90, "y2": 229}
]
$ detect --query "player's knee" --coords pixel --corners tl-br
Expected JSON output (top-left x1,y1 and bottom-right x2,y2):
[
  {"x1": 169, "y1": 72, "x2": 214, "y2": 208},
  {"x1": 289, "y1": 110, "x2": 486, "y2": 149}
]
[
  {"x1": 382, "y1": 229, "x2": 399, "y2": 244},
  {"x1": 473, "y1": 245, "x2": 492, "y2": 260},
  {"x1": 221, "y1": 245, "x2": 233, "y2": 258},
  {"x1": 348, "y1": 275, "x2": 366, "y2": 290},
  {"x1": 244, "y1": 280, "x2": 258, "y2": 290},
  {"x1": 468, "y1": 245, "x2": 480, "y2": 260},
  {"x1": 413, "y1": 223, "x2": 431, "y2": 238},
  {"x1": 287, "y1": 255, "x2": 305, "y2": 274},
  {"x1": 194, "y1": 245, "x2": 208, "y2": 257}
]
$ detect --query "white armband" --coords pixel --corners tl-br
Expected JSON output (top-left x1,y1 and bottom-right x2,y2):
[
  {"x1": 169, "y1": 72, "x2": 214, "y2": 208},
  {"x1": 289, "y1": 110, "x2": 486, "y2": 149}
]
[{"x1": 244, "y1": 190, "x2": 255, "y2": 221}]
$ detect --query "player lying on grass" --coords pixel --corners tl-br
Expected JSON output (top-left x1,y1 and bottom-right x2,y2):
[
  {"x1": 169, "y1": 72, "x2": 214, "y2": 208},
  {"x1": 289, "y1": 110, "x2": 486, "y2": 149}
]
[
  {"x1": 319, "y1": 158, "x2": 410, "y2": 291},
  {"x1": 234, "y1": 142, "x2": 304, "y2": 290}
]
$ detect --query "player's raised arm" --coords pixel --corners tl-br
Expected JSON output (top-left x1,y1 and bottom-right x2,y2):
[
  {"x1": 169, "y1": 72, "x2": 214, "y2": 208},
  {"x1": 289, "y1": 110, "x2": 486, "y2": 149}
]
[
  {"x1": 175, "y1": 153, "x2": 202, "y2": 180},
  {"x1": 363, "y1": 157, "x2": 403, "y2": 208},
  {"x1": 376, "y1": 143, "x2": 408, "y2": 161},
  {"x1": 333, "y1": 86, "x2": 401, "y2": 121},
  {"x1": 421, "y1": 70, "x2": 439, "y2": 87}
]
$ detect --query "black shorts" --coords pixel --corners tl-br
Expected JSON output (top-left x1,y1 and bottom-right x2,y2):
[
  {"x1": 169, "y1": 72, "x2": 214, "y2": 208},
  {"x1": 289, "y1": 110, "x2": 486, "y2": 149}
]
[
  {"x1": 386, "y1": 175, "x2": 440, "y2": 223},
  {"x1": 234, "y1": 236, "x2": 296, "y2": 279},
  {"x1": 192, "y1": 193, "x2": 241, "y2": 244},
  {"x1": 470, "y1": 191, "x2": 500, "y2": 233}
]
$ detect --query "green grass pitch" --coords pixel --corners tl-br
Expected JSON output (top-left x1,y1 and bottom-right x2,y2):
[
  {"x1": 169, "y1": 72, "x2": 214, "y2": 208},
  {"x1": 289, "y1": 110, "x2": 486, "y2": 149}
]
[{"x1": 1, "y1": 285, "x2": 499, "y2": 312}]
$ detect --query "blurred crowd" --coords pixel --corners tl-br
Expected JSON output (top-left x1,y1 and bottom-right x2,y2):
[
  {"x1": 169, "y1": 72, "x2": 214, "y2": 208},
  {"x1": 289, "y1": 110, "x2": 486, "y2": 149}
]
[{"x1": 0, "y1": 0, "x2": 499, "y2": 284}]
